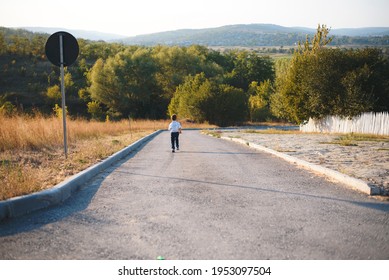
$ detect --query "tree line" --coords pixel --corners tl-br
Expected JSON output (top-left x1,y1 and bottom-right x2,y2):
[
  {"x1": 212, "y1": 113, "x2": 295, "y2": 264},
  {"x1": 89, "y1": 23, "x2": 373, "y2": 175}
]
[
  {"x1": 1, "y1": 26, "x2": 388, "y2": 125},
  {"x1": 271, "y1": 26, "x2": 389, "y2": 123}
]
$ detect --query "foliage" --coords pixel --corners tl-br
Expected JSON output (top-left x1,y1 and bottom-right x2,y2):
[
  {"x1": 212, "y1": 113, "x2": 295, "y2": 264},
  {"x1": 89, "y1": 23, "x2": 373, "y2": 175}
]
[
  {"x1": 168, "y1": 73, "x2": 247, "y2": 126},
  {"x1": 248, "y1": 80, "x2": 274, "y2": 121},
  {"x1": 52, "y1": 104, "x2": 68, "y2": 118},
  {"x1": 89, "y1": 48, "x2": 161, "y2": 118},
  {"x1": 271, "y1": 25, "x2": 389, "y2": 123},
  {"x1": 208, "y1": 84, "x2": 248, "y2": 126},
  {"x1": 0, "y1": 113, "x2": 215, "y2": 200},
  {"x1": 168, "y1": 73, "x2": 212, "y2": 122},
  {"x1": 0, "y1": 101, "x2": 16, "y2": 116},
  {"x1": 87, "y1": 101, "x2": 104, "y2": 120},
  {"x1": 223, "y1": 51, "x2": 274, "y2": 91},
  {"x1": 46, "y1": 85, "x2": 61, "y2": 101},
  {"x1": 1, "y1": 26, "x2": 389, "y2": 126}
]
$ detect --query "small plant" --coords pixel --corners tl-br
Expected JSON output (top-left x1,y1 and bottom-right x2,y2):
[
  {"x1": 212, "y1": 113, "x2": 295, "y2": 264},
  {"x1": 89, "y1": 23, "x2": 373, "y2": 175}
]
[
  {"x1": 319, "y1": 140, "x2": 358, "y2": 146},
  {"x1": 0, "y1": 101, "x2": 16, "y2": 117},
  {"x1": 203, "y1": 130, "x2": 222, "y2": 138},
  {"x1": 53, "y1": 104, "x2": 68, "y2": 119},
  {"x1": 87, "y1": 101, "x2": 104, "y2": 120},
  {"x1": 337, "y1": 138, "x2": 358, "y2": 146}
]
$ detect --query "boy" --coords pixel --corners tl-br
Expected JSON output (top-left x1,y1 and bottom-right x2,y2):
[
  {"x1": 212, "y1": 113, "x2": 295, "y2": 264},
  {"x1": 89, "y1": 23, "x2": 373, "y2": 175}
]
[{"x1": 168, "y1": 114, "x2": 182, "y2": 153}]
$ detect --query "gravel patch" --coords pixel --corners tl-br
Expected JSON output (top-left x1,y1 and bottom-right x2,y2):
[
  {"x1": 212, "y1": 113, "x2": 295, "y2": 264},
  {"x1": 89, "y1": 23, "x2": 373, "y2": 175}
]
[{"x1": 219, "y1": 131, "x2": 389, "y2": 195}]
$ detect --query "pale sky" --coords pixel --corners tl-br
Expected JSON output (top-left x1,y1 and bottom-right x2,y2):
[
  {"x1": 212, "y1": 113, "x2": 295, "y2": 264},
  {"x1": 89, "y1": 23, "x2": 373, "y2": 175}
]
[{"x1": 1, "y1": 0, "x2": 388, "y2": 36}]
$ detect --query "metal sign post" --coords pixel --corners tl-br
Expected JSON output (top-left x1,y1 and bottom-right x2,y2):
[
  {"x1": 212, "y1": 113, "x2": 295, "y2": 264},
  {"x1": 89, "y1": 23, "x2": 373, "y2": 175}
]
[
  {"x1": 59, "y1": 34, "x2": 68, "y2": 158},
  {"x1": 45, "y1": 31, "x2": 79, "y2": 158}
]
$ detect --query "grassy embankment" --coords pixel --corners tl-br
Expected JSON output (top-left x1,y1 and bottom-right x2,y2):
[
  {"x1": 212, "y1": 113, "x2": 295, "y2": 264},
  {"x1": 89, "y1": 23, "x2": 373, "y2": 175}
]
[{"x1": 0, "y1": 115, "x2": 210, "y2": 201}]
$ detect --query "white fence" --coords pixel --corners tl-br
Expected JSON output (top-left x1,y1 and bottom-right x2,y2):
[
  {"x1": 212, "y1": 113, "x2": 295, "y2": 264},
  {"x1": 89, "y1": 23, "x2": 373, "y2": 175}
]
[{"x1": 300, "y1": 112, "x2": 389, "y2": 135}]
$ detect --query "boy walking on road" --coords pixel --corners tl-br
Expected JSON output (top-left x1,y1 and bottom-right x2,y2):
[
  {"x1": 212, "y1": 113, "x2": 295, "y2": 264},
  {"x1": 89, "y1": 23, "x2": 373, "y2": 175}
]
[{"x1": 168, "y1": 114, "x2": 182, "y2": 153}]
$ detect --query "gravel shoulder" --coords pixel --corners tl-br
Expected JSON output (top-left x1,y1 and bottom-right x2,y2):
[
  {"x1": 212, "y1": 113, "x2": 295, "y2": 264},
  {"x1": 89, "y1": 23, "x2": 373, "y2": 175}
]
[{"x1": 217, "y1": 130, "x2": 389, "y2": 196}]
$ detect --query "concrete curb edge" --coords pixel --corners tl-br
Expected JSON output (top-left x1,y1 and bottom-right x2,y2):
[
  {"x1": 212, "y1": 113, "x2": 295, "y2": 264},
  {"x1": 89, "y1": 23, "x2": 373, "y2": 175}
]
[
  {"x1": 0, "y1": 130, "x2": 163, "y2": 221},
  {"x1": 220, "y1": 136, "x2": 381, "y2": 196}
]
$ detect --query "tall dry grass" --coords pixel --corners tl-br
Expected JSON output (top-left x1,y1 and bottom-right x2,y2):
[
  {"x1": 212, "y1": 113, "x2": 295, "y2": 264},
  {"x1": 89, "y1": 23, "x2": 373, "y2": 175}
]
[
  {"x1": 0, "y1": 115, "x2": 173, "y2": 151},
  {"x1": 0, "y1": 115, "x2": 213, "y2": 200}
]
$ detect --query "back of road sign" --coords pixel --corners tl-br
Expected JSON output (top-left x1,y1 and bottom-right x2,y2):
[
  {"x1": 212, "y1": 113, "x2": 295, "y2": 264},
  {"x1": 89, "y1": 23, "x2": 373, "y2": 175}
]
[{"x1": 45, "y1": 31, "x2": 79, "y2": 67}]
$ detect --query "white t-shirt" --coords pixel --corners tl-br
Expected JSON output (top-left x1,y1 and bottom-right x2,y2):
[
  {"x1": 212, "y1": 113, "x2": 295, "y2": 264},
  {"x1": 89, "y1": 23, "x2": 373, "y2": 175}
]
[{"x1": 168, "y1": 121, "x2": 182, "y2": 132}]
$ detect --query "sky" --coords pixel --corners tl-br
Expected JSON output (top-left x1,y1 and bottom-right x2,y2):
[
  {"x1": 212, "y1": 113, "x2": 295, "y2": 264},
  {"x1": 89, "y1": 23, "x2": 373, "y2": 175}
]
[{"x1": 1, "y1": 0, "x2": 388, "y2": 37}]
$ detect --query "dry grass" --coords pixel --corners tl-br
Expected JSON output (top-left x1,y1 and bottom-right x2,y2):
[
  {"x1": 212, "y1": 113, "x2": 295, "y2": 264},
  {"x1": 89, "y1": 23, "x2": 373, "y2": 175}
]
[
  {"x1": 319, "y1": 133, "x2": 389, "y2": 147},
  {"x1": 335, "y1": 133, "x2": 389, "y2": 142},
  {"x1": 0, "y1": 116, "x2": 168, "y2": 151},
  {"x1": 0, "y1": 115, "x2": 213, "y2": 200}
]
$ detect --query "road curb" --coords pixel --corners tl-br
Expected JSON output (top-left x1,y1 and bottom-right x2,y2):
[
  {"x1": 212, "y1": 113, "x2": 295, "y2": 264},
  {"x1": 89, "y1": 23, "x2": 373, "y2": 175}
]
[
  {"x1": 0, "y1": 130, "x2": 162, "y2": 221},
  {"x1": 220, "y1": 136, "x2": 381, "y2": 196}
]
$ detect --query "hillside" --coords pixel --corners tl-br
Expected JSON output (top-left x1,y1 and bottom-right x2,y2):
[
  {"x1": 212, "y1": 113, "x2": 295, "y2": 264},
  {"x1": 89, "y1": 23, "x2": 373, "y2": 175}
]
[
  {"x1": 1, "y1": 25, "x2": 388, "y2": 125},
  {"x1": 5, "y1": 24, "x2": 389, "y2": 46},
  {"x1": 119, "y1": 24, "x2": 389, "y2": 46}
]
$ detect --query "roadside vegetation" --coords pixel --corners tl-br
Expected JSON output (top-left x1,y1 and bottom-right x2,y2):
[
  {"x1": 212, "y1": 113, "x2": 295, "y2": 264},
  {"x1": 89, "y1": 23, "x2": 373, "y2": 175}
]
[
  {"x1": 0, "y1": 115, "x2": 211, "y2": 200},
  {"x1": 319, "y1": 133, "x2": 389, "y2": 146},
  {"x1": 1, "y1": 24, "x2": 389, "y2": 200},
  {"x1": 2, "y1": 25, "x2": 388, "y2": 127}
]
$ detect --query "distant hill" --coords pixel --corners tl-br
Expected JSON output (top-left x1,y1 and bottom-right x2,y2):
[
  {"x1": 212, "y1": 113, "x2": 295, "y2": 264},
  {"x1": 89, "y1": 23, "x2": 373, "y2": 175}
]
[
  {"x1": 118, "y1": 24, "x2": 389, "y2": 47},
  {"x1": 5, "y1": 24, "x2": 389, "y2": 46},
  {"x1": 20, "y1": 27, "x2": 127, "y2": 41},
  {"x1": 330, "y1": 27, "x2": 389, "y2": 36}
]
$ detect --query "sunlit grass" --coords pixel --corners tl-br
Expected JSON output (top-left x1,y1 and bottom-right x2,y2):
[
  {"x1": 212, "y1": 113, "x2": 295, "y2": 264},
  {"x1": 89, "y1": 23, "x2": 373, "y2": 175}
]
[{"x1": 0, "y1": 115, "x2": 213, "y2": 200}]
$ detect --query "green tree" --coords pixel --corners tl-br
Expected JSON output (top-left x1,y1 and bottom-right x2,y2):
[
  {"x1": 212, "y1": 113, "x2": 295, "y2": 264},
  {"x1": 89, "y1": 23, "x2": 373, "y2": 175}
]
[
  {"x1": 78, "y1": 88, "x2": 91, "y2": 102},
  {"x1": 87, "y1": 101, "x2": 104, "y2": 120},
  {"x1": 270, "y1": 58, "x2": 292, "y2": 121},
  {"x1": 64, "y1": 72, "x2": 74, "y2": 89},
  {"x1": 272, "y1": 26, "x2": 389, "y2": 123},
  {"x1": 169, "y1": 73, "x2": 248, "y2": 126},
  {"x1": 153, "y1": 45, "x2": 224, "y2": 106},
  {"x1": 299, "y1": 24, "x2": 333, "y2": 54},
  {"x1": 248, "y1": 80, "x2": 274, "y2": 122},
  {"x1": 30, "y1": 35, "x2": 47, "y2": 58},
  {"x1": 168, "y1": 73, "x2": 212, "y2": 122},
  {"x1": 208, "y1": 84, "x2": 248, "y2": 126},
  {"x1": 0, "y1": 32, "x2": 6, "y2": 55},
  {"x1": 46, "y1": 85, "x2": 61, "y2": 102},
  {"x1": 342, "y1": 48, "x2": 389, "y2": 113},
  {"x1": 224, "y1": 51, "x2": 274, "y2": 91},
  {"x1": 89, "y1": 48, "x2": 161, "y2": 118}
]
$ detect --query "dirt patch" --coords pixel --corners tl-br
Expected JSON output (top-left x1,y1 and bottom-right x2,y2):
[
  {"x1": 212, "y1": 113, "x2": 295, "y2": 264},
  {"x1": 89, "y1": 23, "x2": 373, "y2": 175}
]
[{"x1": 219, "y1": 130, "x2": 389, "y2": 195}]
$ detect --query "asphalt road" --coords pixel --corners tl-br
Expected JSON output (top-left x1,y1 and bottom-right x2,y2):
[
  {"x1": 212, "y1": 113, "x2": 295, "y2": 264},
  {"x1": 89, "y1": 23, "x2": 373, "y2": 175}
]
[{"x1": 0, "y1": 131, "x2": 388, "y2": 259}]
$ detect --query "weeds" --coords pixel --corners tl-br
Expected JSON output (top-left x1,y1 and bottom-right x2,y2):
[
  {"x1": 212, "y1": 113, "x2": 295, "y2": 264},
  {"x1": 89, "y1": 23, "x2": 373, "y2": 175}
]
[
  {"x1": 319, "y1": 133, "x2": 389, "y2": 147},
  {"x1": 335, "y1": 133, "x2": 389, "y2": 142},
  {"x1": 0, "y1": 161, "x2": 42, "y2": 200}
]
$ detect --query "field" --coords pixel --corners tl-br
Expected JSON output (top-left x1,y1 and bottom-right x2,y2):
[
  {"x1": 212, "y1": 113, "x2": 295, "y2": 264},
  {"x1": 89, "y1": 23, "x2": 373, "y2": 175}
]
[{"x1": 0, "y1": 115, "x2": 211, "y2": 200}]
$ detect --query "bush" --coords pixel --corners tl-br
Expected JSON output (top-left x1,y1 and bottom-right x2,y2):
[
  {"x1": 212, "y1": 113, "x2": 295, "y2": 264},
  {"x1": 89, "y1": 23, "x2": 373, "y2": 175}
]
[{"x1": 271, "y1": 25, "x2": 389, "y2": 123}]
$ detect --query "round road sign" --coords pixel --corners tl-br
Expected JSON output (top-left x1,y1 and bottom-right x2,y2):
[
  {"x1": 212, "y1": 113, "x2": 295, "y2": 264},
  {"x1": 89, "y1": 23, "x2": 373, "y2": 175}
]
[{"x1": 45, "y1": 31, "x2": 79, "y2": 67}]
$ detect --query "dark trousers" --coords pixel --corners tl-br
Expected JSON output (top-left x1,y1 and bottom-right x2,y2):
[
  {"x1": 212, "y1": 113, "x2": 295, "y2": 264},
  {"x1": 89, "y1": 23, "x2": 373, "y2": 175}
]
[{"x1": 171, "y1": 132, "x2": 179, "y2": 150}]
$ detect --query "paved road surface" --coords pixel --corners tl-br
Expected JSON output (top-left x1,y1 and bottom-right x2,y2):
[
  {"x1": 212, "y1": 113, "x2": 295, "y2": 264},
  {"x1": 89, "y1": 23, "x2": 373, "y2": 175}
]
[{"x1": 0, "y1": 131, "x2": 388, "y2": 259}]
